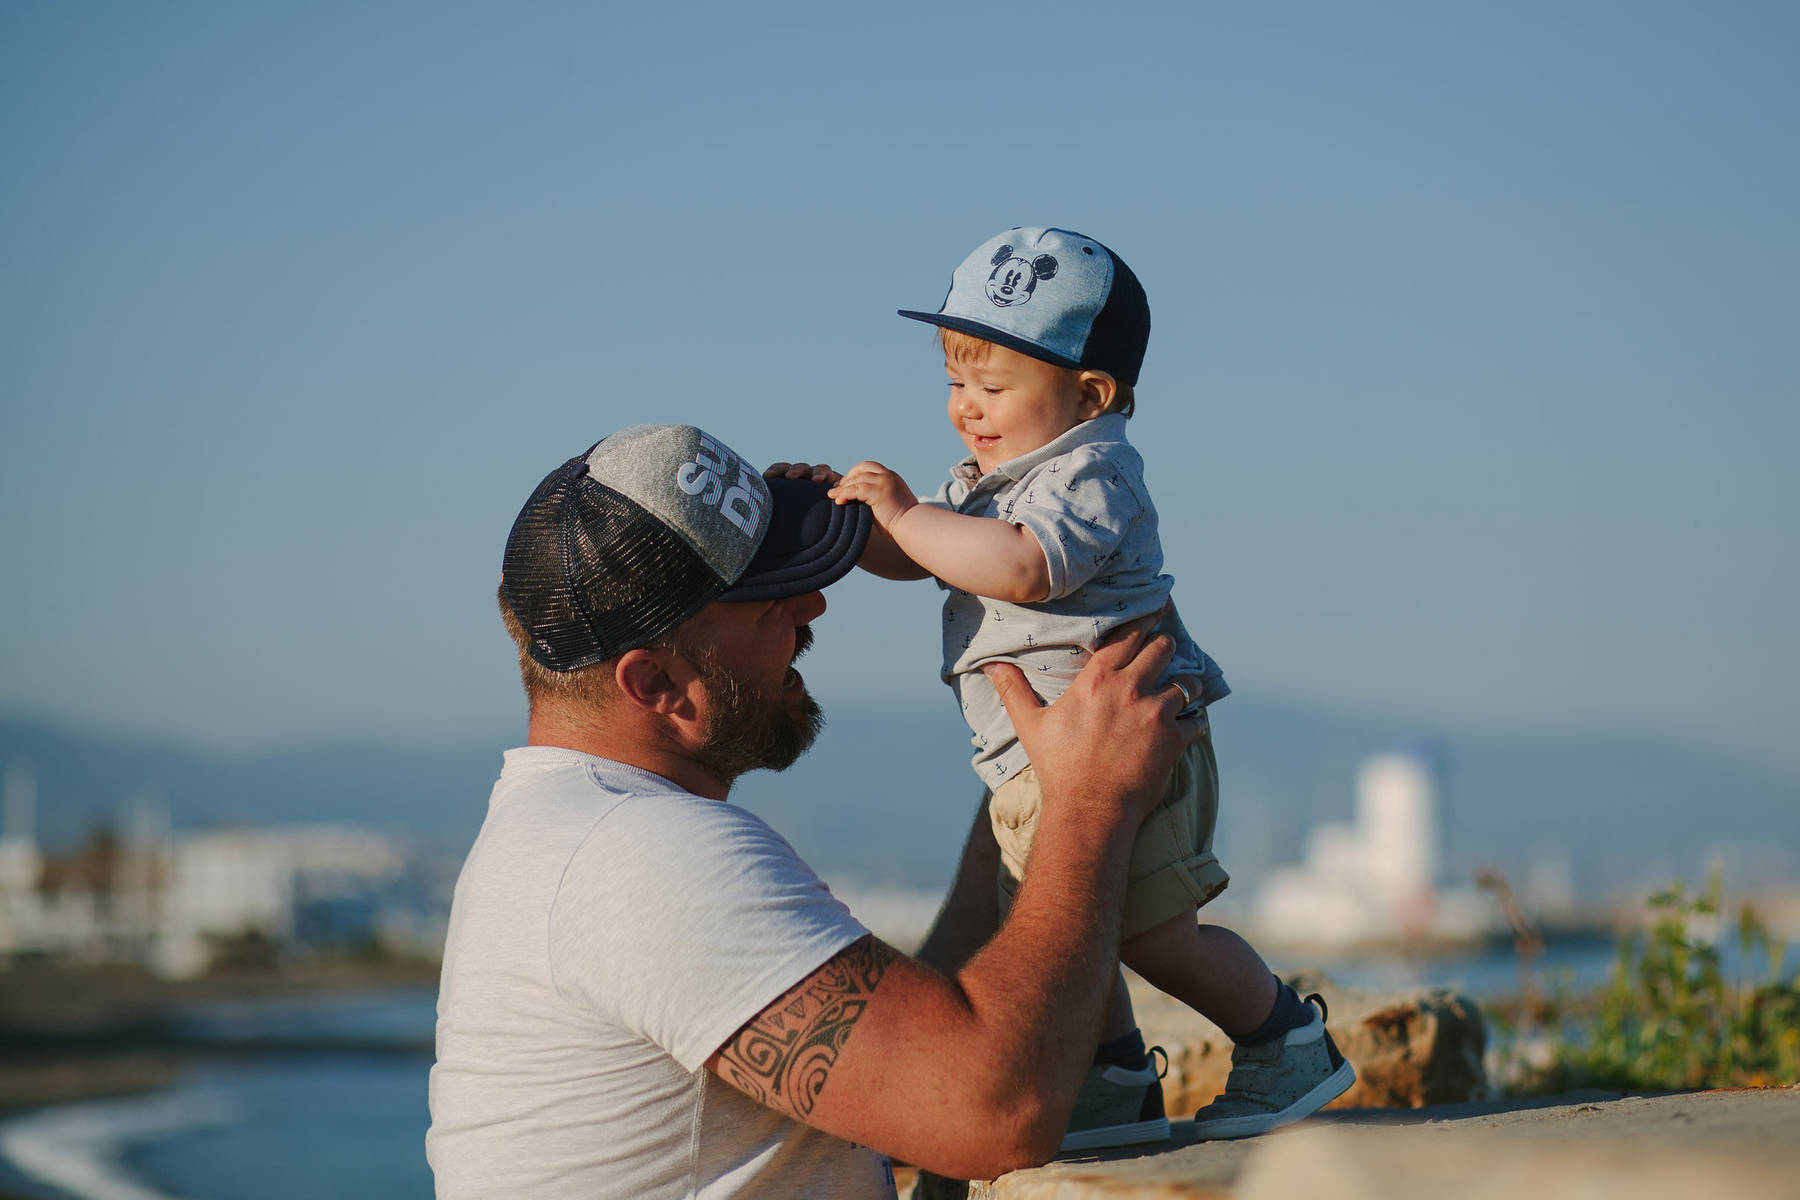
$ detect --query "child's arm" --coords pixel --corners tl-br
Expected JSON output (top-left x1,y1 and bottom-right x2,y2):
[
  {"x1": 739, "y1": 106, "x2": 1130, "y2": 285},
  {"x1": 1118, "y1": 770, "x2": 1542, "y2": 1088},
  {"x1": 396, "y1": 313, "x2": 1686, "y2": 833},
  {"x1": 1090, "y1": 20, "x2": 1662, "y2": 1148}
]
[
  {"x1": 830, "y1": 461, "x2": 1050, "y2": 603},
  {"x1": 766, "y1": 461, "x2": 929, "y2": 581}
]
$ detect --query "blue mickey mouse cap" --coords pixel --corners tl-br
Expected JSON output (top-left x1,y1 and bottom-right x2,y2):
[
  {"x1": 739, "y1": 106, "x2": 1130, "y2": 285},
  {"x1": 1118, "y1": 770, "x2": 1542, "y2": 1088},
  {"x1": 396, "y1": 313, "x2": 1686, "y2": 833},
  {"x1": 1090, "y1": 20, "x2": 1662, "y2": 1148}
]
[{"x1": 898, "y1": 226, "x2": 1151, "y2": 386}]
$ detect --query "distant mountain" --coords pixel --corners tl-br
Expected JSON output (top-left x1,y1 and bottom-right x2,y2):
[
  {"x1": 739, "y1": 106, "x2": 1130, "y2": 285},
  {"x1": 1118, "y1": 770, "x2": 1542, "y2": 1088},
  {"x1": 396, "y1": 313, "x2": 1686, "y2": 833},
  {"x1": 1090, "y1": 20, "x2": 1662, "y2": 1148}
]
[{"x1": 4, "y1": 699, "x2": 1797, "y2": 900}]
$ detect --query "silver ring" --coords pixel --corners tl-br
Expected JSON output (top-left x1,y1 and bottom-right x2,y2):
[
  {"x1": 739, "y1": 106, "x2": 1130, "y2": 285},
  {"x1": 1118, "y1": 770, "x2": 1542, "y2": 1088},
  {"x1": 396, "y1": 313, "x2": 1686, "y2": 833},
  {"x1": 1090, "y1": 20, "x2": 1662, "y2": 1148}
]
[{"x1": 1170, "y1": 679, "x2": 1193, "y2": 709}]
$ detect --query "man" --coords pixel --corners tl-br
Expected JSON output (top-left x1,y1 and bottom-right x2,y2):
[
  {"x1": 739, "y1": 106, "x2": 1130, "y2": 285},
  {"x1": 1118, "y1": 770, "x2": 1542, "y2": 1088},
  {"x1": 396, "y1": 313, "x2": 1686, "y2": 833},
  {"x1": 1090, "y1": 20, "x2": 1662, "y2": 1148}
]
[{"x1": 426, "y1": 424, "x2": 1203, "y2": 1197}]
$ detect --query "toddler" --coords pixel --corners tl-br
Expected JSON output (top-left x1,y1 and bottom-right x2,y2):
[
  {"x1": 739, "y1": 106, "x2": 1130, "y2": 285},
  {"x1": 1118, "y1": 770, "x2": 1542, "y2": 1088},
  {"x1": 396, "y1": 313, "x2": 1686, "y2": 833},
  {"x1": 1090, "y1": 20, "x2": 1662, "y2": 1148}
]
[{"x1": 811, "y1": 227, "x2": 1355, "y2": 1149}]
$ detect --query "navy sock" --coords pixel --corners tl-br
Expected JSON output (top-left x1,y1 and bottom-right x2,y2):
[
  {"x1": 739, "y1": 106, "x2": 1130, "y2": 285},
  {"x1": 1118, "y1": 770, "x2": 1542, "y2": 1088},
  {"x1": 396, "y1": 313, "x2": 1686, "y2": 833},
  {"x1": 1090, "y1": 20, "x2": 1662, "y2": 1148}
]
[
  {"x1": 1093, "y1": 1029, "x2": 1148, "y2": 1069},
  {"x1": 1234, "y1": 978, "x2": 1307, "y2": 1046}
]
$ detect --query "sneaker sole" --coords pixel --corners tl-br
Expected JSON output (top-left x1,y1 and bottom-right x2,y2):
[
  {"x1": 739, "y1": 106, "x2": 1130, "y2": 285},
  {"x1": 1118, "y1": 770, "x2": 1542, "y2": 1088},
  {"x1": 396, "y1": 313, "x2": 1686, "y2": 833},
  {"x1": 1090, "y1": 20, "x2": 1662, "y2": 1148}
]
[
  {"x1": 1191, "y1": 1059, "x2": 1356, "y2": 1140},
  {"x1": 1058, "y1": 1115, "x2": 1172, "y2": 1154}
]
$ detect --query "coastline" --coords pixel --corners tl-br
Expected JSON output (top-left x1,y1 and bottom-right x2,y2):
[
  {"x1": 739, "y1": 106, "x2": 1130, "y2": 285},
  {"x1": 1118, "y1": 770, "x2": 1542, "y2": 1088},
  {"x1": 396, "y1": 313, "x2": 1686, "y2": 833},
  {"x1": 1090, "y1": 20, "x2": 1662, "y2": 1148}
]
[
  {"x1": 1, "y1": 959, "x2": 438, "y2": 1106},
  {"x1": 0, "y1": 961, "x2": 440, "y2": 1200}
]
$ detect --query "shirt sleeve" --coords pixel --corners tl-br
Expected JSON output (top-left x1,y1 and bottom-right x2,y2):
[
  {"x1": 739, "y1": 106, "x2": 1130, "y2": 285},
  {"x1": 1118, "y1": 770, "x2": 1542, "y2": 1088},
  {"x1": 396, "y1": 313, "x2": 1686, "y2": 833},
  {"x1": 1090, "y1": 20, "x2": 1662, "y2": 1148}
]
[
  {"x1": 1009, "y1": 448, "x2": 1146, "y2": 601},
  {"x1": 547, "y1": 797, "x2": 870, "y2": 1072}
]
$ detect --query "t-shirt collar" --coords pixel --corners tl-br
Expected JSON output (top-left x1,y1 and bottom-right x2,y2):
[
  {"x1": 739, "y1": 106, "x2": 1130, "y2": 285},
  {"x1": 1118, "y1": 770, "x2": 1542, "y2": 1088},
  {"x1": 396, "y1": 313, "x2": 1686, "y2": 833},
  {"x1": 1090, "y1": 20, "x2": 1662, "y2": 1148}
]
[{"x1": 950, "y1": 412, "x2": 1129, "y2": 489}]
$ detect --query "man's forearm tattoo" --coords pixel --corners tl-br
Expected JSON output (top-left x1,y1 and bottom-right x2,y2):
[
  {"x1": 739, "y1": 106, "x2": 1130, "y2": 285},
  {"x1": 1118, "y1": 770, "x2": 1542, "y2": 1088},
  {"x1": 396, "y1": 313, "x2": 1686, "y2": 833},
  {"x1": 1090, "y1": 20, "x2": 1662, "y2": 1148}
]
[{"x1": 715, "y1": 936, "x2": 895, "y2": 1121}]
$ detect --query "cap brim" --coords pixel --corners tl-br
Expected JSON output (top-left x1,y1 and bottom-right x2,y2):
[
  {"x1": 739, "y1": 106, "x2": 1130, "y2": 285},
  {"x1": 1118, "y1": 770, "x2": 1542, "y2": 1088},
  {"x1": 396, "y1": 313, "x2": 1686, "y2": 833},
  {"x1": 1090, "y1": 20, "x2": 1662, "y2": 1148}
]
[
  {"x1": 717, "y1": 477, "x2": 872, "y2": 602},
  {"x1": 897, "y1": 310, "x2": 1085, "y2": 372}
]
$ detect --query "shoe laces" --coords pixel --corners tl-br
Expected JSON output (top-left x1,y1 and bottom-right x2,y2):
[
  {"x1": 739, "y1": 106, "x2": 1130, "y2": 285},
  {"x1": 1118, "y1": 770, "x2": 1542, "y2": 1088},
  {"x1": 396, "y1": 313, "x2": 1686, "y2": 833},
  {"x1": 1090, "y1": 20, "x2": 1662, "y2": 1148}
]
[{"x1": 1148, "y1": 1044, "x2": 1169, "y2": 1079}]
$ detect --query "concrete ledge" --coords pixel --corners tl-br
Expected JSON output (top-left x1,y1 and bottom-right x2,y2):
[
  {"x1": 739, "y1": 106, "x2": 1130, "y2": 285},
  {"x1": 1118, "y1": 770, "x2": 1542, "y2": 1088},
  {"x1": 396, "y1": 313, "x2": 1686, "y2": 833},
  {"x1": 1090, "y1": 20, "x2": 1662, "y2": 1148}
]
[{"x1": 906, "y1": 1087, "x2": 1800, "y2": 1199}]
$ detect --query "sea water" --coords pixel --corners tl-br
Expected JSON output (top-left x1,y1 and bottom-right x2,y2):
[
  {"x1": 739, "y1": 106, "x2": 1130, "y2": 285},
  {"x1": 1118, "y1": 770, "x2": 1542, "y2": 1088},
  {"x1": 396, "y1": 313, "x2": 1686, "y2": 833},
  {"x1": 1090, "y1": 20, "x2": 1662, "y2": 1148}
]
[{"x1": 0, "y1": 990, "x2": 438, "y2": 1200}]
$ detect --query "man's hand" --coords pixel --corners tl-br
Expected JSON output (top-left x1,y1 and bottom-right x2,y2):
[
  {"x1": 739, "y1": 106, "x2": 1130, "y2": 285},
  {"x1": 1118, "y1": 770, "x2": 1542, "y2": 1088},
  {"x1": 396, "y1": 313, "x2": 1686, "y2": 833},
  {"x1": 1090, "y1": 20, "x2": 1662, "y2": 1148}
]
[
  {"x1": 765, "y1": 461, "x2": 843, "y2": 487},
  {"x1": 984, "y1": 612, "x2": 1202, "y2": 830},
  {"x1": 829, "y1": 461, "x2": 919, "y2": 531}
]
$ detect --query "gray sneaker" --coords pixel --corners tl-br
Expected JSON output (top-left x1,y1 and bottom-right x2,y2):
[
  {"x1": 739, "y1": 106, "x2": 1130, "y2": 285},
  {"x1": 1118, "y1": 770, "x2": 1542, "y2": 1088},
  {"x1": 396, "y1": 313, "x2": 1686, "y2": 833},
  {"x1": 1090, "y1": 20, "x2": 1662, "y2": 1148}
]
[
  {"x1": 1192, "y1": 994, "x2": 1355, "y2": 1140},
  {"x1": 1059, "y1": 1045, "x2": 1171, "y2": 1153}
]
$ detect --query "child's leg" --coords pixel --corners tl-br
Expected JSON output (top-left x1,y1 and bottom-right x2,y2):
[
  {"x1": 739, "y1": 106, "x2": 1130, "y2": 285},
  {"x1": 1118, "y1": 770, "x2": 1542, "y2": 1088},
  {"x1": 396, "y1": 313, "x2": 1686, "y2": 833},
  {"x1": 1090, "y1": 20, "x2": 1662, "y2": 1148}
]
[
  {"x1": 1117, "y1": 739, "x2": 1356, "y2": 1135},
  {"x1": 1124, "y1": 910, "x2": 1356, "y2": 1138},
  {"x1": 1100, "y1": 968, "x2": 1138, "y2": 1044},
  {"x1": 1119, "y1": 914, "x2": 1278, "y2": 1038}
]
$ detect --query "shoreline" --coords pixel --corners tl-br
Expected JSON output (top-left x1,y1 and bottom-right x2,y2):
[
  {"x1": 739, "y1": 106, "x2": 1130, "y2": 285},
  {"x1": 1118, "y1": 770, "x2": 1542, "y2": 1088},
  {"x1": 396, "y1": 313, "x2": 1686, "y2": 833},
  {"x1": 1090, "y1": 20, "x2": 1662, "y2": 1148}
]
[
  {"x1": 0, "y1": 964, "x2": 441, "y2": 1200},
  {"x1": 0, "y1": 960, "x2": 439, "y2": 1115}
]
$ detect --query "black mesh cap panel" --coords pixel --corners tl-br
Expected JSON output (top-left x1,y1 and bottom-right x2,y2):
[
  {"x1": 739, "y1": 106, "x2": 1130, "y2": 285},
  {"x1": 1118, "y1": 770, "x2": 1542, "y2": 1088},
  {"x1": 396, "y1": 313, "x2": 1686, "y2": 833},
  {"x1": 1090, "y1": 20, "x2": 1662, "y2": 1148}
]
[{"x1": 501, "y1": 456, "x2": 728, "y2": 671}]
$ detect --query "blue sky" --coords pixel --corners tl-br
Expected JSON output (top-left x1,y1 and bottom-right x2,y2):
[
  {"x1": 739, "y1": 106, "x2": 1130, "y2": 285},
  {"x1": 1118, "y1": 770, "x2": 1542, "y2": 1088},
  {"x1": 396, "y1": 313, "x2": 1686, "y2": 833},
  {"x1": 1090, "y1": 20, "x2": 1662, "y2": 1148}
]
[{"x1": 3, "y1": 1, "x2": 1796, "y2": 781}]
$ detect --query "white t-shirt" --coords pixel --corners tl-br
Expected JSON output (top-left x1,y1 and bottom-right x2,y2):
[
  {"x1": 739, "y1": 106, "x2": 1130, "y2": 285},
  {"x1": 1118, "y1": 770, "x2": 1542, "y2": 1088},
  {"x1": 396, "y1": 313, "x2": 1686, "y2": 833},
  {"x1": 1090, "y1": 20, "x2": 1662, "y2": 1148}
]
[{"x1": 427, "y1": 747, "x2": 895, "y2": 1199}]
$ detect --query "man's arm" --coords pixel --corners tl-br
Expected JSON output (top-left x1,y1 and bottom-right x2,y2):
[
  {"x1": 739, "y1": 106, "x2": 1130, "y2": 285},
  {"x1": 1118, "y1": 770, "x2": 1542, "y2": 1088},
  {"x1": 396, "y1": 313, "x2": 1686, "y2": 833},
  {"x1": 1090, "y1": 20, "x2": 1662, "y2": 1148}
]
[
  {"x1": 710, "y1": 935, "x2": 900, "y2": 1121},
  {"x1": 706, "y1": 617, "x2": 1198, "y2": 1179},
  {"x1": 831, "y1": 461, "x2": 1050, "y2": 602},
  {"x1": 914, "y1": 792, "x2": 1001, "y2": 974}
]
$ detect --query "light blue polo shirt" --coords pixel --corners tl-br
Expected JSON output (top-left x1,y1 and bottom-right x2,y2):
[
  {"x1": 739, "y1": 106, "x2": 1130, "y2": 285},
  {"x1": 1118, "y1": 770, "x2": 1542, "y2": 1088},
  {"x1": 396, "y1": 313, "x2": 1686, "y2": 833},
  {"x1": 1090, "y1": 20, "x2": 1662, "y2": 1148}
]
[{"x1": 926, "y1": 413, "x2": 1229, "y2": 788}]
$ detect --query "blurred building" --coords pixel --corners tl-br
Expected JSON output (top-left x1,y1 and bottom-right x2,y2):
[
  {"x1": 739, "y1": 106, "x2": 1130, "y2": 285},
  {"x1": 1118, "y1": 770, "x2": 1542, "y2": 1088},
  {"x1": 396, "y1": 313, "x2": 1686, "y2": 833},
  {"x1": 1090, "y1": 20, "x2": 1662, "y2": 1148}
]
[
  {"x1": 0, "y1": 760, "x2": 47, "y2": 957},
  {"x1": 0, "y1": 754, "x2": 436, "y2": 976},
  {"x1": 154, "y1": 826, "x2": 407, "y2": 977},
  {"x1": 1253, "y1": 749, "x2": 1493, "y2": 946}
]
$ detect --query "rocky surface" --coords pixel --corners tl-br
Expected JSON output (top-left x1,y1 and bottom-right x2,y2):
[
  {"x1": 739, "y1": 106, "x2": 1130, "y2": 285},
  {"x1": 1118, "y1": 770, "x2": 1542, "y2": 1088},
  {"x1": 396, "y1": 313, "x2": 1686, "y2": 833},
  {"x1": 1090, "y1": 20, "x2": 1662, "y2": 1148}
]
[{"x1": 1129, "y1": 973, "x2": 1489, "y2": 1114}]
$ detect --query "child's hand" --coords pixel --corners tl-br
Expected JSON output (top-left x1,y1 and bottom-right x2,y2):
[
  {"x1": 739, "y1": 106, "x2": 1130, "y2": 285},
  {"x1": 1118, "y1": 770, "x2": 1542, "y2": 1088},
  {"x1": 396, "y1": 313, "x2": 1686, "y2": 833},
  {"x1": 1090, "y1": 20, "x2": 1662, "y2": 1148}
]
[
  {"x1": 764, "y1": 462, "x2": 844, "y2": 487},
  {"x1": 829, "y1": 461, "x2": 919, "y2": 530}
]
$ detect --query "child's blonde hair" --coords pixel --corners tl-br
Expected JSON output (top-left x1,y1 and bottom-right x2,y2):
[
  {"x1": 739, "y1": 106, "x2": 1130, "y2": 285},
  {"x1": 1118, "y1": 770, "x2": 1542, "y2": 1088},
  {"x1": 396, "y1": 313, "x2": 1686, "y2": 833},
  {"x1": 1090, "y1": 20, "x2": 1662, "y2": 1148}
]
[{"x1": 937, "y1": 328, "x2": 1135, "y2": 418}]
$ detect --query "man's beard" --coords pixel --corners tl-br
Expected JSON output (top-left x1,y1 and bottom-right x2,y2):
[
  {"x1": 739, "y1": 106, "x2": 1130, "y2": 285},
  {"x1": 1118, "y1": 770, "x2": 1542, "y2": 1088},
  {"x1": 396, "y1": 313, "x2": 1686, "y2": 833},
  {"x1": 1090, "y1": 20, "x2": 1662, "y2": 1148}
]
[{"x1": 689, "y1": 626, "x2": 823, "y2": 782}]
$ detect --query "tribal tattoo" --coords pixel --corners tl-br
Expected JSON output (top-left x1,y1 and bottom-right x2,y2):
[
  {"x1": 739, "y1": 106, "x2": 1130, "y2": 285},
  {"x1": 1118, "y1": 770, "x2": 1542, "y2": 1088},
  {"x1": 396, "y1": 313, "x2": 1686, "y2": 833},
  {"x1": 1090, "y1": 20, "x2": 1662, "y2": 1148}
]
[{"x1": 712, "y1": 935, "x2": 896, "y2": 1121}]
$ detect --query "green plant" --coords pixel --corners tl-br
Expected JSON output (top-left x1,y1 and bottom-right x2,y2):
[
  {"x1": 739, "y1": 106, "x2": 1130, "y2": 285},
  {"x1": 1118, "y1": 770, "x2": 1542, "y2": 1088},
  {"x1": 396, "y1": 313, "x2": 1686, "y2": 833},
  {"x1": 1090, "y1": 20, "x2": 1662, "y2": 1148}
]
[{"x1": 1531, "y1": 874, "x2": 1800, "y2": 1092}]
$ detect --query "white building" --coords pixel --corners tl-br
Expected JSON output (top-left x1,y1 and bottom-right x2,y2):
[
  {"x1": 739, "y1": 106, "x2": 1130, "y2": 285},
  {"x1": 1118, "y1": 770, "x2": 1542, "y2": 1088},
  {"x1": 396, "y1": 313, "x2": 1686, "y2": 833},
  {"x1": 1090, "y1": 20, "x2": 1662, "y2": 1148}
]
[
  {"x1": 154, "y1": 825, "x2": 405, "y2": 977},
  {"x1": 0, "y1": 755, "x2": 422, "y2": 975},
  {"x1": 1253, "y1": 749, "x2": 1493, "y2": 946},
  {"x1": 0, "y1": 759, "x2": 46, "y2": 957}
]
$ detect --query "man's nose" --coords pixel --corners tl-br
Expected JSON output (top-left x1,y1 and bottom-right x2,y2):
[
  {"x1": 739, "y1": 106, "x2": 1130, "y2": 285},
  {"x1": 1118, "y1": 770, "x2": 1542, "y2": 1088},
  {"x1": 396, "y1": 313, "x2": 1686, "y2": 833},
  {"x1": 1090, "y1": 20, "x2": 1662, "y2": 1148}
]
[{"x1": 789, "y1": 590, "x2": 827, "y2": 625}]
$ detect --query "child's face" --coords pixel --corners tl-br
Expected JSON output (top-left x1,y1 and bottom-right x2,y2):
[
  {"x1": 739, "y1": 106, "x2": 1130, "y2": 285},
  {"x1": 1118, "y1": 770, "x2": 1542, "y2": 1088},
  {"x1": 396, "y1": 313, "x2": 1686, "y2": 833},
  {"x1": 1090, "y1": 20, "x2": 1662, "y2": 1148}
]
[{"x1": 944, "y1": 343, "x2": 1109, "y2": 475}]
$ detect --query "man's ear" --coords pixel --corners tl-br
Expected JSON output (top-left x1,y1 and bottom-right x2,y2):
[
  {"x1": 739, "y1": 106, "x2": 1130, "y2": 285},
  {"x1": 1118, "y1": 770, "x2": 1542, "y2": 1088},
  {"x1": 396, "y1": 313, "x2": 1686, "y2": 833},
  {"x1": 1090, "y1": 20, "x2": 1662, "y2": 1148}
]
[
  {"x1": 1077, "y1": 370, "x2": 1119, "y2": 419},
  {"x1": 614, "y1": 648, "x2": 698, "y2": 716}
]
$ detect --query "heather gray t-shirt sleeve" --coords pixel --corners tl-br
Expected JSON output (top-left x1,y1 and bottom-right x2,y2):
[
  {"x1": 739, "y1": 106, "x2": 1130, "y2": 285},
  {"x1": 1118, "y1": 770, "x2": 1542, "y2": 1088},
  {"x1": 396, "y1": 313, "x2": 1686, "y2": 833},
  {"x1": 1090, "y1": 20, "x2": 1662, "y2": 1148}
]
[{"x1": 548, "y1": 794, "x2": 870, "y2": 1072}]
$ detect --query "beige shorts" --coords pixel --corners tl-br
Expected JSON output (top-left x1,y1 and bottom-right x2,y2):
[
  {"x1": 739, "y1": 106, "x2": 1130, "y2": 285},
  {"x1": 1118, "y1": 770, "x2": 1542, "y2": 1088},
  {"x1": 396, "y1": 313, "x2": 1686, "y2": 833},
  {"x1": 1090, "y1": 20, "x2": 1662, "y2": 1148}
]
[{"x1": 991, "y1": 734, "x2": 1230, "y2": 942}]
